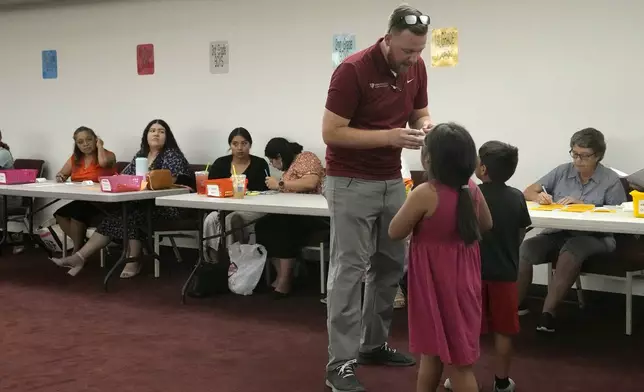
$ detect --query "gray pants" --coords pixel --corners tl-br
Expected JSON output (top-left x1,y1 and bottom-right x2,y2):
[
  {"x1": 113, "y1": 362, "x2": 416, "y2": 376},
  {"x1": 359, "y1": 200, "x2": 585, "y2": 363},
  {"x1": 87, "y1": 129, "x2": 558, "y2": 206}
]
[
  {"x1": 520, "y1": 231, "x2": 616, "y2": 266},
  {"x1": 203, "y1": 210, "x2": 266, "y2": 254},
  {"x1": 325, "y1": 176, "x2": 406, "y2": 371}
]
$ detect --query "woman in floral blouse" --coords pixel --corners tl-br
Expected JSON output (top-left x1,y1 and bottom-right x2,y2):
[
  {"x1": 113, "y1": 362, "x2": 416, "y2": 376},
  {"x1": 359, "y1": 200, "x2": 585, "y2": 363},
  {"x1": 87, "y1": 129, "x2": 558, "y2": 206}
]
[
  {"x1": 51, "y1": 119, "x2": 191, "y2": 278},
  {"x1": 256, "y1": 138, "x2": 326, "y2": 297}
]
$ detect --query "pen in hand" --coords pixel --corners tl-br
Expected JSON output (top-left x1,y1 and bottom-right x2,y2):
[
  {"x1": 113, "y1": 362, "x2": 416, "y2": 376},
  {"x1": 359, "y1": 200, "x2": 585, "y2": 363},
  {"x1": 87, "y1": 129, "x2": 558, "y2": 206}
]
[{"x1": 540, "y1": 185, "x2": 553, "y2": 205}]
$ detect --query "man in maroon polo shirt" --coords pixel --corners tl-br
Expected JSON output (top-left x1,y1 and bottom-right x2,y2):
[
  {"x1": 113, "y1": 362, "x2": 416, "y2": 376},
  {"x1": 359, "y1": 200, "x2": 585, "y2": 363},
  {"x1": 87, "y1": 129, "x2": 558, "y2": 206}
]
[{"x1": 322, "y1": 5, "x2": 432, "y2": 392}]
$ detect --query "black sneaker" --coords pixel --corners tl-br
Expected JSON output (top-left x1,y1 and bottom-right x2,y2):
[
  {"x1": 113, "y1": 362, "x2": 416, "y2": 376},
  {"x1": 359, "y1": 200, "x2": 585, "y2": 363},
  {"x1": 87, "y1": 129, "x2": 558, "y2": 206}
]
[
  {"x1": 358, "y1": 343, "x2": 416, "y2": 367},
  {"x1": 325, "y1": 360, "x2": 365, "y2": 392},
  {"x1": 536, "y1": 312, "x2": 555, "y2": 333},
  {"x1": 517, "y1": 303, "x2": 530, "y2": 316}
]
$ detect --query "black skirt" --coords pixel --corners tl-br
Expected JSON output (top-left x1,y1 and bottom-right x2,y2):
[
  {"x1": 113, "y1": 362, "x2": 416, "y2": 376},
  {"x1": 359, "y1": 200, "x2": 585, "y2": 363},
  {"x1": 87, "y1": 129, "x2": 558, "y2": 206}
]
[{"x1": 54, "y1": 201, "x2": 104, "y2": 226}]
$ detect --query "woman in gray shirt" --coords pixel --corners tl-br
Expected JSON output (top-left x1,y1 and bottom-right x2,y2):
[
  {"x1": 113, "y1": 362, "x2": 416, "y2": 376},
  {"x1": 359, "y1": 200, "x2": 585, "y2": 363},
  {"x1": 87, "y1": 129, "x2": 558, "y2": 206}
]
[{"x1": 518, "y1": 128, "x2": 627, "y2": 333}]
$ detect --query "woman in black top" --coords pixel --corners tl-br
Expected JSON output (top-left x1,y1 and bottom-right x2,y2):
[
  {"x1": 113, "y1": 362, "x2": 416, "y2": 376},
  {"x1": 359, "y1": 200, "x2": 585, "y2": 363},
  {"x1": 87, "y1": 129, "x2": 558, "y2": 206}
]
[{"x1": 202, "y1": 128, "x2": 270, "y2": 263}]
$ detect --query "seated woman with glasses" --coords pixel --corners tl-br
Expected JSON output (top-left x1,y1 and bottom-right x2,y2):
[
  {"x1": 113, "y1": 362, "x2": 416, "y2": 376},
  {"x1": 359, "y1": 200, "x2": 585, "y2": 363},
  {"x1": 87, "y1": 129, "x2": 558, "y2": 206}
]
[
  {"x1": 255, "y1": 138, "x2": 326, "y2": 298},
  {"x1": 54, "y1": 126, "x2": 117, "y2": 254},
  {"x1": 518, "y1": 128, "x2": 627, "y2": 333}
]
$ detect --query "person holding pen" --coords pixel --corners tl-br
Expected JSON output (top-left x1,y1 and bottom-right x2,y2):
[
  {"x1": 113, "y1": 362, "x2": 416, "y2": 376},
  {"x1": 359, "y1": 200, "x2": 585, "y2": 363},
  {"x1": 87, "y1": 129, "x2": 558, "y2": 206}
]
[
  {"x1": 519, "y1": 128, "x2": 627, "y2": 333},
  {"x1": 255, "y1": 137, "x2": 326, "y2": 298}
]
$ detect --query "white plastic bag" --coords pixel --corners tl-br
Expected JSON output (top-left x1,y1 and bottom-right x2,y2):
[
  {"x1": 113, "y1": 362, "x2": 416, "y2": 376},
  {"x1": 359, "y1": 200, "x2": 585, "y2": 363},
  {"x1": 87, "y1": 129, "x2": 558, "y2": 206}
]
[{"x1": 227, "y1": 242, "x2": 267, "y2": 295}]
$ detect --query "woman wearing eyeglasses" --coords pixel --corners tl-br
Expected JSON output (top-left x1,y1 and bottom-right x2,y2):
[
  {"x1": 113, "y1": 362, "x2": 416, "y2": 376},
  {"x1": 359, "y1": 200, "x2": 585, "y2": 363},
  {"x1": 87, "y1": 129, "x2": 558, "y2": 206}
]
[{"x1": 519, "y1": 128, "x2": 627, "y2": 334}]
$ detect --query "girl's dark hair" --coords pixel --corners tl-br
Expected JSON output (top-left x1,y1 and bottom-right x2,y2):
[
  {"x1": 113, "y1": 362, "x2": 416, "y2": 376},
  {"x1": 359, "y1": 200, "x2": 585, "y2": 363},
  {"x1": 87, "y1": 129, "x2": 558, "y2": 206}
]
[
  {"x1": 137, "y1": 119, "x2": 182, "y2": 157},
  {"x1": 425, "y1": 122, "x2": 480, "y2": 244},
  {"x1": 72, "y1": 126, "x2": 98, "y2": 166},
  {"x1": 264, "y1": 137, "x2": 303, "y2": 171},
  {"x1": 0, "y1": 129, "x2": 8, "y2": 151},
  {"x1": 228, "y1": 127, "x2": 253, "y2": 145}
]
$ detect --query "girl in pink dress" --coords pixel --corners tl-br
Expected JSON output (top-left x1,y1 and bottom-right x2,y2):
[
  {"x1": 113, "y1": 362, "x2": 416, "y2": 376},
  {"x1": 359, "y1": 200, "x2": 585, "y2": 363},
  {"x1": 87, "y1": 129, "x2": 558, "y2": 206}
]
[{"x1": 389, "y1": 123, "x2": 492, "y2": 392}]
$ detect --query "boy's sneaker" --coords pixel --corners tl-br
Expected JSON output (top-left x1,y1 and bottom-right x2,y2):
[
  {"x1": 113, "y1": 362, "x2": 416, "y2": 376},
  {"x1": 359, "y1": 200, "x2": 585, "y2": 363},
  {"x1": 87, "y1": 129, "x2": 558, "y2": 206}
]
[
  {"x1": 517, "y1": 302, "x2": 529, "y2": 316},
  {"x1": 325, "y1": 360, "x2": 365, "y2": 392},
  {"x1": 494, "y1": 378, "x2": 516, "y2": 392},
  {"x1": 536, "y1": 312, "x2": 556, "y2": 333}
]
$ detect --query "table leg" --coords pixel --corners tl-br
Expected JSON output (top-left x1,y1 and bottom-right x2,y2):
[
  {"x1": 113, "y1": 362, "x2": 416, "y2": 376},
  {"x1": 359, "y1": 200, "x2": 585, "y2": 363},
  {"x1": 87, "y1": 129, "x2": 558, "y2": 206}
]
[
  {"x1": 219, "y1": 211, "x2": 230, "y2": 264},
  {"x1": 26, "y1": 197, "x2": 34, "y2": 247},
  {"x1": 103, "y1": 203, "x2": 129, "y2": 292},
  {"x1": 144, "y1": 203, "x2": 162, "y2": 276},
  {"x1": 0, "y1": 196, "x2": 7, "y2": 246},
  {"x1": 181, "y1": 210, "x2": 205, "y2": 304},
  {"x1": 147, "y1": 203, "x2": 154, "y2": 254}
]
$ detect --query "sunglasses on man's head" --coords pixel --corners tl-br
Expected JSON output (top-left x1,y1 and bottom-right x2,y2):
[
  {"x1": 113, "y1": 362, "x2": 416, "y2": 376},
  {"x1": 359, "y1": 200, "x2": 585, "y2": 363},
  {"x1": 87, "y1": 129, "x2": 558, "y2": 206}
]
[{"x1": 400, "y1": 14, "x2": 430, "y2": 26}]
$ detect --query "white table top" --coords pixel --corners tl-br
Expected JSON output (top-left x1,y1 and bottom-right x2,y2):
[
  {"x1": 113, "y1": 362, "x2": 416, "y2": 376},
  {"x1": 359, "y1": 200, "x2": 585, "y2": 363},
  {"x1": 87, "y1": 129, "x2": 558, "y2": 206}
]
[
  {"x1": 0, "y1": 181, "x2": 189, "y2": 202},
  {"x1": 154, "y1": 195, "x2": 644, "y2": 234},
  {"x1": 527, "y1": 202, "x2": 644, "y2": 235},
  {"x1": 155, "y1": 192, "x2": 330, "y2": 217}
]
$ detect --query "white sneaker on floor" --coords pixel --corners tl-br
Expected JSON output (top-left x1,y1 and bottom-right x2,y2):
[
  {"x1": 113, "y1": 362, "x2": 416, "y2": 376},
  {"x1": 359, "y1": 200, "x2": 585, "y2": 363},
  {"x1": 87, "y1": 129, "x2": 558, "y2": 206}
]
[{"x1": 444, "y1": 378, "x2": 453, "y2": 390}]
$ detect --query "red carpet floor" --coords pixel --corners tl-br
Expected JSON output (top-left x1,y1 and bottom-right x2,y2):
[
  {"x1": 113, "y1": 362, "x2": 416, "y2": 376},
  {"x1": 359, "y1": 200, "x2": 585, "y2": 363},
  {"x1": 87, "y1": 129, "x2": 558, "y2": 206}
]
[{"x1": 1, "y1": 248, "x2": 643, "y2": 392}]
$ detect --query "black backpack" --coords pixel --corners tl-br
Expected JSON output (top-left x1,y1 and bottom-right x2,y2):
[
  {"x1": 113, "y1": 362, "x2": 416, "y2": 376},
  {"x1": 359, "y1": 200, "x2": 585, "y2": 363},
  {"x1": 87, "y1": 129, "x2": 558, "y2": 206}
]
[{"x1": 187, "y1": 247, "x2": 231, "y2": 298}]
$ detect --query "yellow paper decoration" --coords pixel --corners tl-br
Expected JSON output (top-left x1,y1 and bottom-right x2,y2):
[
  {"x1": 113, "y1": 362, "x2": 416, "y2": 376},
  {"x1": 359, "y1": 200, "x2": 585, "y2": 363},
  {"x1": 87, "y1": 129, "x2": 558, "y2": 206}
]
[{"x1": 431, "y1": 27, "x2": 459, "y2": 68}]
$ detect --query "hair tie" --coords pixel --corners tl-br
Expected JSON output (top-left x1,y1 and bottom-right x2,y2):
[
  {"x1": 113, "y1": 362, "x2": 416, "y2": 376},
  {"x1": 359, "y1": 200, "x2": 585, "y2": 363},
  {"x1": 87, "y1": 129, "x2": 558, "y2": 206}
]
[{"x1": 461, "y1": 184, "x2": 469, "y2": 189}]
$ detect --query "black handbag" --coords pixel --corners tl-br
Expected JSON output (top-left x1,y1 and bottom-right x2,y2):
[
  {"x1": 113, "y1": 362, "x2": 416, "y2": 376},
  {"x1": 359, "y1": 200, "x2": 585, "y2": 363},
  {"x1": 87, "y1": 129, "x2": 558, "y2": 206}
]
[{"x1": 187, "y1": 244, "x2": 231, "y2": 298}]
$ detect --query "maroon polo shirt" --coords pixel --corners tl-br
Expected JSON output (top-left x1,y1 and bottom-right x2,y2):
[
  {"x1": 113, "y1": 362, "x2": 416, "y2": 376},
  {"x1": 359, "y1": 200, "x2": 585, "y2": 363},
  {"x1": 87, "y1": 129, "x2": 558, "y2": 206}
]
[{"x1": 324, "y1": 37, "x2": 428, "y2": 180}]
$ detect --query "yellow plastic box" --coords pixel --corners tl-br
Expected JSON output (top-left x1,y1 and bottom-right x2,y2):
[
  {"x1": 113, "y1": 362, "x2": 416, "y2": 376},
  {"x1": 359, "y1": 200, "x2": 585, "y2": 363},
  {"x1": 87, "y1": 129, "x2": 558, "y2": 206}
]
[{"x1": 629, "y1": 190, "x2": 644, "y2": 218}]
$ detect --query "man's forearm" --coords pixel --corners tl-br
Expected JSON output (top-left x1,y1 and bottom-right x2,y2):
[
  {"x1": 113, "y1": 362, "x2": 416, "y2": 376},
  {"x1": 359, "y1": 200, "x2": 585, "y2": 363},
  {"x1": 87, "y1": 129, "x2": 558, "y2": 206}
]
[
  {"x1": 323, "y1": 126, "x2": 392, "y2": 149},
  {"x1": 411, "y1": 115, "x2": 432, "y2": 130}
]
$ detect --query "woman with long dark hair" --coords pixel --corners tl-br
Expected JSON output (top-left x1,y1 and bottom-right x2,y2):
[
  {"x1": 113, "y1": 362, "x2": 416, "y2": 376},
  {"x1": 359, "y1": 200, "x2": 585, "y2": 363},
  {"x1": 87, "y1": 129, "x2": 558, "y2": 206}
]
[
  {"x1": 188, "y1": 127, "x2": 271, "y2": 298},
  {"x1": 202, "y1": 127, "x2": 269, "y2": 261},
  {"x1": 51, "y1": 119, "x2": 191, "y2": 278},
  {"x1": 54, "y1": 126, "x2": 117, "y2": 253}
]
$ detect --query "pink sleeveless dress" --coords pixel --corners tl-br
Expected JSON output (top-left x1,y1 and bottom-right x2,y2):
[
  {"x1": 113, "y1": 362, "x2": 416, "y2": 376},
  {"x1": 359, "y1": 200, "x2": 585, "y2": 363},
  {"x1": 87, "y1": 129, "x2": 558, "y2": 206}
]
[{"x1": 407, "y1": 180, "x2": 482, "y2": 366}]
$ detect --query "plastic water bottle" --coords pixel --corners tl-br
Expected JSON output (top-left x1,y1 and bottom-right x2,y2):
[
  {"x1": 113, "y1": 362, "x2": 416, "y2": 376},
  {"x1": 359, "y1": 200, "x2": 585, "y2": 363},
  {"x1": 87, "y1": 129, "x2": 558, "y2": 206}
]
[{"x1": 135, "y1": 157, "x2": 148, "y2": 177}]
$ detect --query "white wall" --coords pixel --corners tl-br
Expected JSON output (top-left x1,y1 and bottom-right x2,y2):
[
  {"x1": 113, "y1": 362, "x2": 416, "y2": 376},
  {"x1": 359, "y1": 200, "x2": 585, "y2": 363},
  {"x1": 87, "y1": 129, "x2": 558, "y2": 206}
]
[{"x1": 1, "y1": 0, "x2": 643, "y2": 293}]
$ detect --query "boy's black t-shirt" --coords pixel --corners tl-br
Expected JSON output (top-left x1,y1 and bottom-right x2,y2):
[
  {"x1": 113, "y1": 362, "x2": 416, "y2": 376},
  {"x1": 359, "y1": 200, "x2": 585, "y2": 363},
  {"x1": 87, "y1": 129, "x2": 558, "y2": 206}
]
[{"x1": 479, "y1": 182, "x2": 532, "y2": 282}]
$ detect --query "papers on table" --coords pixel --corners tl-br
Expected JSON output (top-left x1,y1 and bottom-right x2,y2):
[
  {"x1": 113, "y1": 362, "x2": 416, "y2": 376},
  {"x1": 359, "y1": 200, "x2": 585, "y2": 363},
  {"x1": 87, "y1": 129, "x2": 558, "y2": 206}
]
[{"x1": 529, "y1": 202, "x2": 619, "y2": 213}]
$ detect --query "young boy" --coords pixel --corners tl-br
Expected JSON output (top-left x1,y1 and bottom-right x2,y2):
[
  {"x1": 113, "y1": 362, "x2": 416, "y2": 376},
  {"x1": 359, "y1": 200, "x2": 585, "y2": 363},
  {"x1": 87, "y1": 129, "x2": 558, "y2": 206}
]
[{"x1": 445, "y1": 141, "x2": 532, "y2": 392}]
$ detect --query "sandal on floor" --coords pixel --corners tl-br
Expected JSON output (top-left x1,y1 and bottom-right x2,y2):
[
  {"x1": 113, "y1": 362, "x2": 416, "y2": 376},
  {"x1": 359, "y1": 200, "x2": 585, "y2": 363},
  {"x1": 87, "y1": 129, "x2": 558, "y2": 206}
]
[
  {"x1": 120, "y1": 260, "x2": 143, "y2": 279},
  {"x1": 50, "y1": 253, "x2": 85, "y2": 276}
]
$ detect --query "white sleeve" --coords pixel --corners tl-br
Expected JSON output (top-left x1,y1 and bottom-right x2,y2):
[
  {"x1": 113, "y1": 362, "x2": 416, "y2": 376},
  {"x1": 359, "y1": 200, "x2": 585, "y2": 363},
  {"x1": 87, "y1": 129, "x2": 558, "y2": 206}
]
[{"x1": 401, "y1": 157, "x2": 411, "y2": 179}]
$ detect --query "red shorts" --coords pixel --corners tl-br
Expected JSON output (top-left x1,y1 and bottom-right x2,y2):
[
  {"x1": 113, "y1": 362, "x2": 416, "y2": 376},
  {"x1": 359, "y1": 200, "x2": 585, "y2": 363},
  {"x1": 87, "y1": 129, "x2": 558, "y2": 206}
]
[{"x1": 481, "y1": 281, "x2": 520, "y2": 335}]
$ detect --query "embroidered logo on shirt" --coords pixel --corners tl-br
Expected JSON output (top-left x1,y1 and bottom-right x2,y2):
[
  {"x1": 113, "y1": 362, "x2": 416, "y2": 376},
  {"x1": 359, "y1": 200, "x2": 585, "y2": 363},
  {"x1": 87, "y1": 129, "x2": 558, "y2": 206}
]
[
  {"x1": 407, "y1": 78, "x2": 414, "y2": 83},
  {"x1": 369, "y1": 82, "x2": 389, "y2": 89}
]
